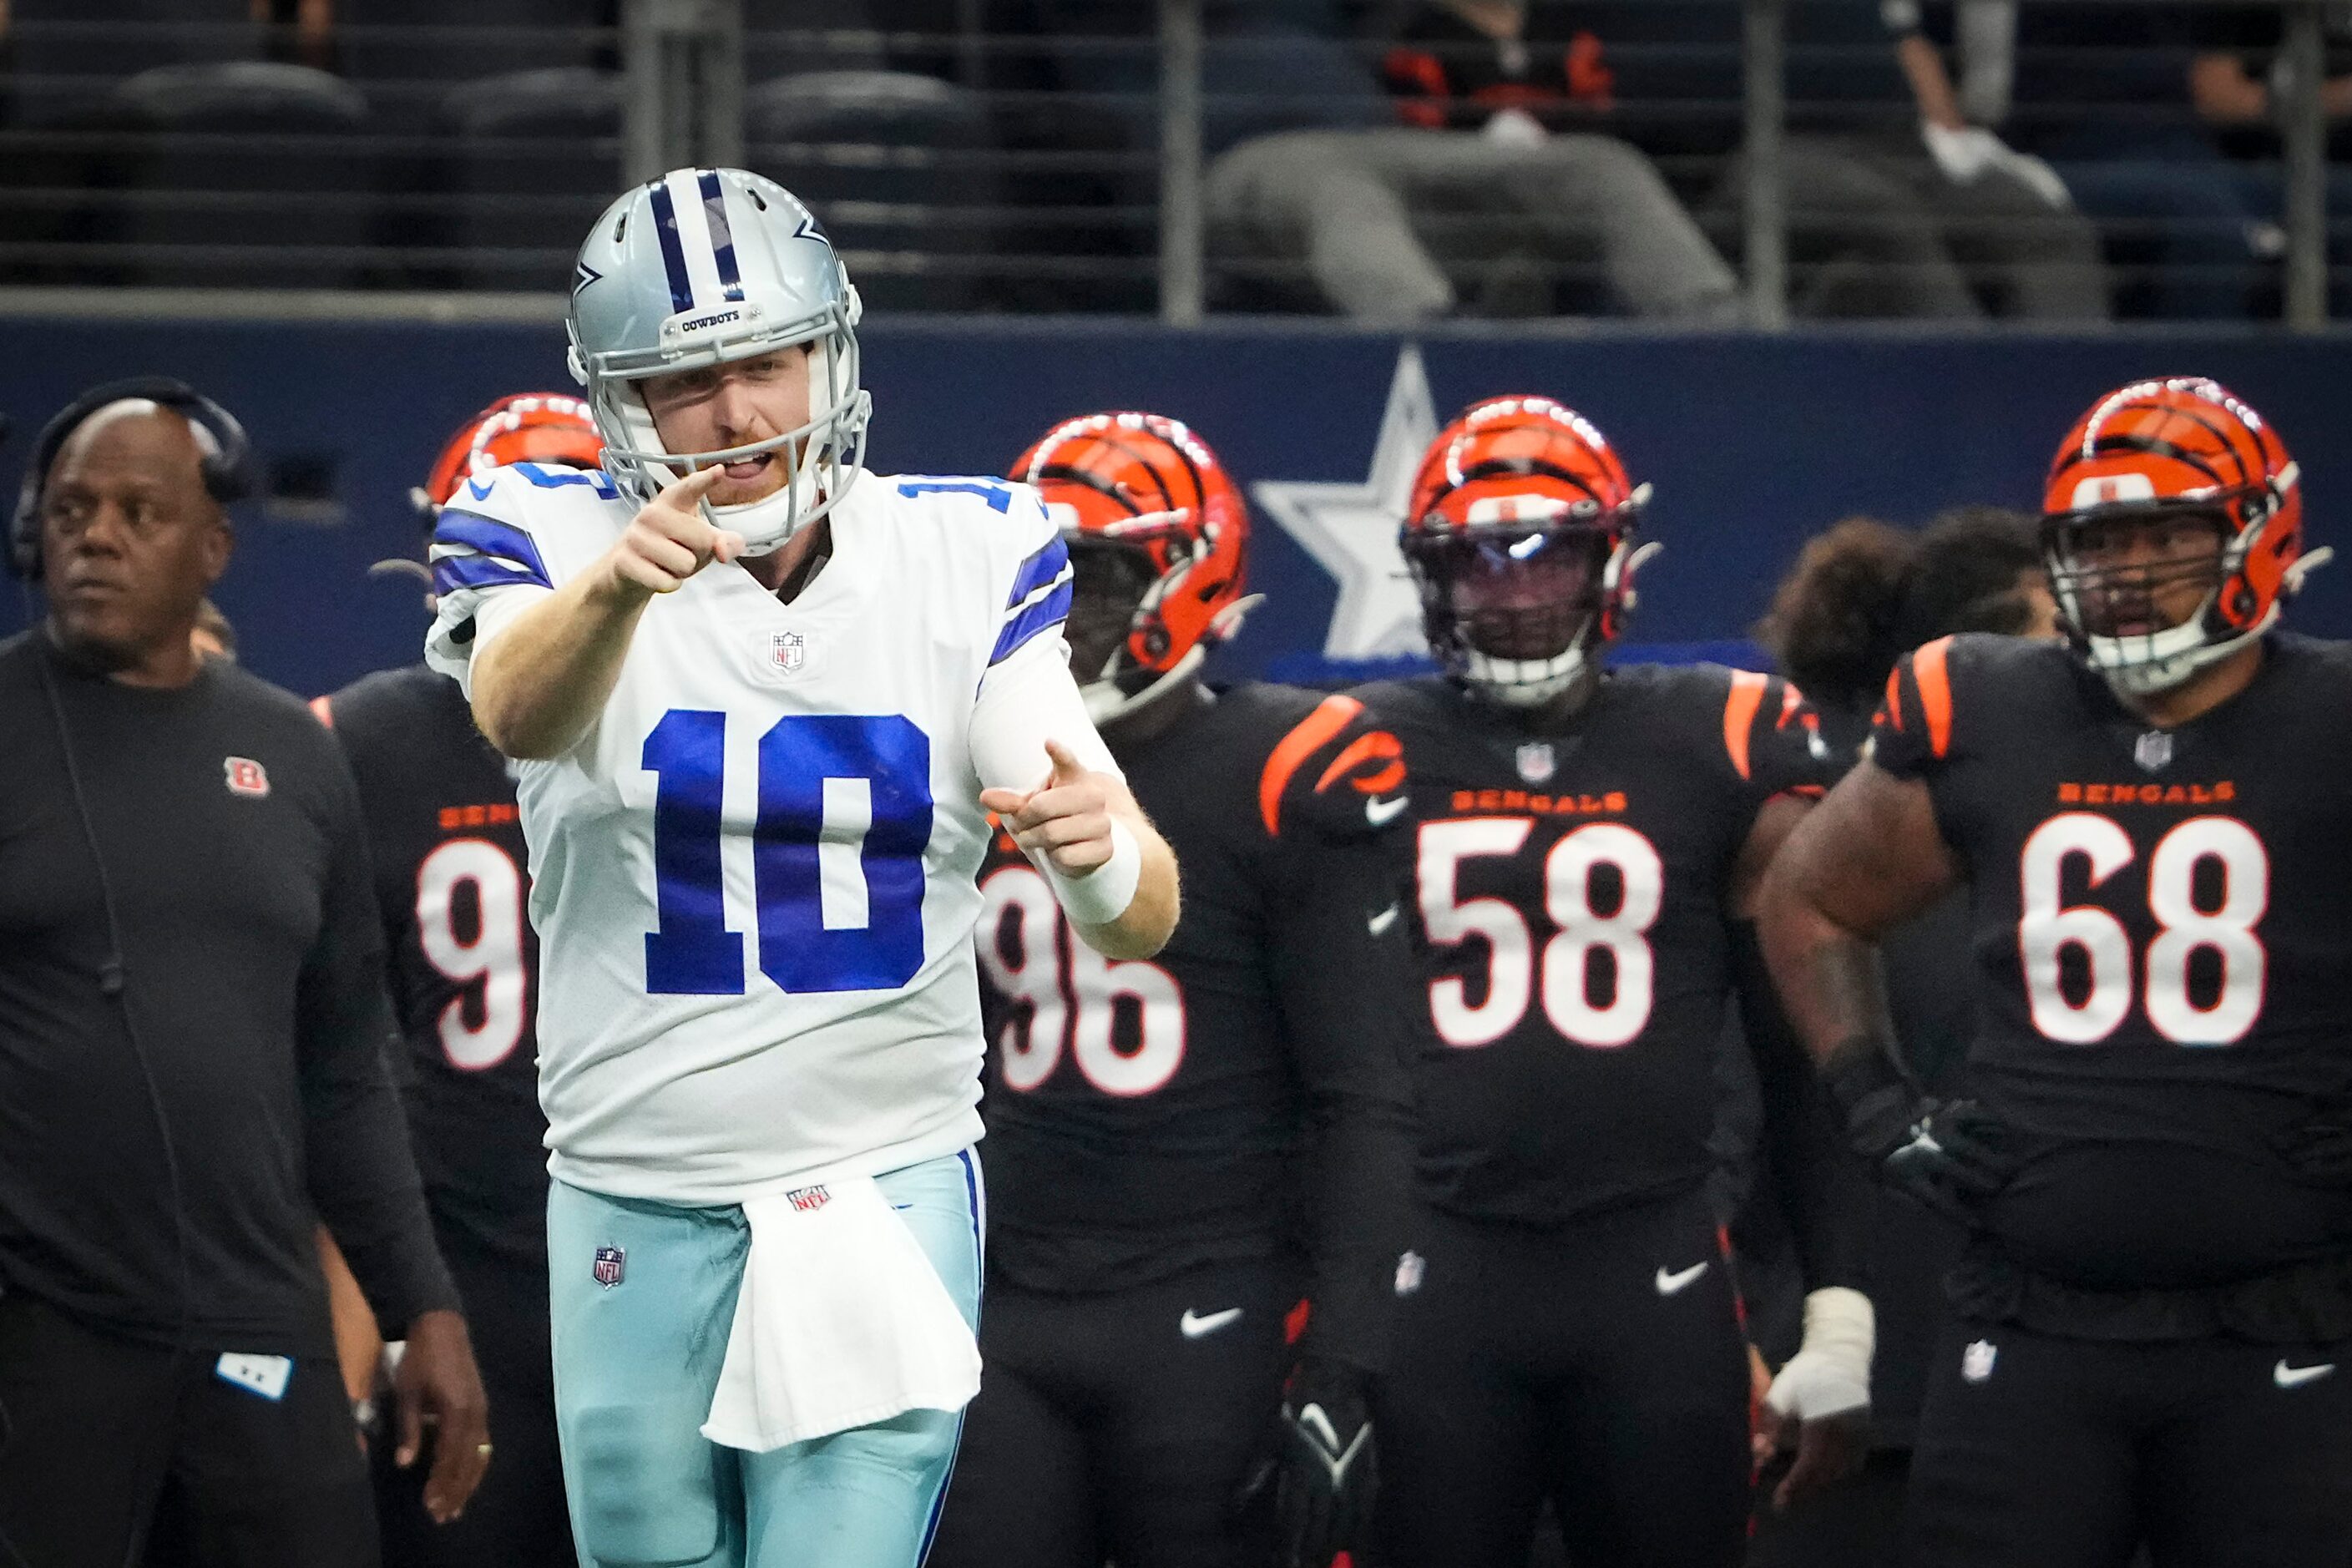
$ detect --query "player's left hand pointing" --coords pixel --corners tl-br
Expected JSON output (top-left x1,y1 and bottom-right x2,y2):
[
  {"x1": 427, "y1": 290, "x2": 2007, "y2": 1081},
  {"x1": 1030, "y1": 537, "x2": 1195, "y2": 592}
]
[{"x1": 980, "y1": 738, "x2": 1118, "y2": 878}]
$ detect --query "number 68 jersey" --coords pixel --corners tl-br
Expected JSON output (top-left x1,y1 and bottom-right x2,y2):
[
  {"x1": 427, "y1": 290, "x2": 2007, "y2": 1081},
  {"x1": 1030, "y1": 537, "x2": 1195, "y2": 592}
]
[
  {"x1": 425, "y1": 462, "x2": 1113, "y2": 1206},
  {"x1": 1873, "y1": 632, "x2": 2352, "y2": 1295}
]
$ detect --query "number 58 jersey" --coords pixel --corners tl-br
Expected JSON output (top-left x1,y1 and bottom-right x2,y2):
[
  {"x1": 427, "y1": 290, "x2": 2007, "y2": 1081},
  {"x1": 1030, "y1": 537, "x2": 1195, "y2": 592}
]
[
  {"x1": 425, "y1": 463, "x2": 1108, "y2": 1206},
  {"x1": 1873, "y1": 632, "x2": 2352, "y2": 1294}
]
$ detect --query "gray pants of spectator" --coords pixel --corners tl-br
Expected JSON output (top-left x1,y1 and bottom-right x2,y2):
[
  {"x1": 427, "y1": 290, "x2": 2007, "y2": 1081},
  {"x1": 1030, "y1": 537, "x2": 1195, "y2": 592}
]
[
  {"x1": 1711, "y1": 134, "x2": 2109, "y2": 321},
  {"x1": 1206, "y1": 127, "x2": 1742, "y2": 324}
]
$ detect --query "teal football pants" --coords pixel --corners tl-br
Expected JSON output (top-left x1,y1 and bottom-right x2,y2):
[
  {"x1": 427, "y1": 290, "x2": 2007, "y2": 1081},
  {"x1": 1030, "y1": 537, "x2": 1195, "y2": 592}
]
[{"x1": 547, "y1": 1150, "x2": 984, "y2": 1568}]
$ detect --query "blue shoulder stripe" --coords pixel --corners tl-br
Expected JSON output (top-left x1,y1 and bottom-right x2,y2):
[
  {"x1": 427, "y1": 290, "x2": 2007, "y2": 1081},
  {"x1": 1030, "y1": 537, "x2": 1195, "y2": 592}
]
[
  {"x1": 432, "y1": 554, "x2": 551, "y2": 596},
  {"x1": 432, "y1": 509, "x2": 552, "y2": 588},
  {"x1": 989, "y1": 579, "x2": 1074, "y2": 667},
  {"x1": 1005, "y1": 535, "x2": 1070, "y2": 609}
]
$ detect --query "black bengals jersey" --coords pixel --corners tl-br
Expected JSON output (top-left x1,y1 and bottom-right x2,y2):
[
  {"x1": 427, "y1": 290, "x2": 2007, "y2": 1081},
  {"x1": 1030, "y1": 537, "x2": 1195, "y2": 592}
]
[
  {"x1": 1874, "y1": 632, "x2": 2352, "y2": 1294},
  {"x1": 318, "y1": 664, "x2": 546, "y2": 1263},
  {"x1": 974, "y1": 683, "x2": 1419, "y2": 1372},
  {"x1": 1357, "y1": 666, "x2": 1838, "y2": 1229}
]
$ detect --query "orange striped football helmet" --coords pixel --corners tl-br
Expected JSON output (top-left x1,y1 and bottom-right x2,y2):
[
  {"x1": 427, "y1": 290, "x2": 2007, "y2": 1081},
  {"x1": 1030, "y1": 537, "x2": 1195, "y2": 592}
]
[
  {"x1": 414, "y1": 392, "x2": 605, "y2": 523},
  {"x1": 2041, "y1": 377, "x2": 2318, "y2": 695},
  {"x1": 1402, "y1": 395, "x2": 1655, "y2": 706},
  {"x1": 1010, "y1": 411, "x2": 1252, "y2": 724}
]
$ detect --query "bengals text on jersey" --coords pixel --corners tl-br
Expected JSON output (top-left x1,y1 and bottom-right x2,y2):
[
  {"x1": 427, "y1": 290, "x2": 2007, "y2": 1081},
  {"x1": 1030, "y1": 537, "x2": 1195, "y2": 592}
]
[
  {"x1": 1873, "y1": 630, "x2": 2352, "y2": 1318},
  {"x1": 1357, "y1": 663, "x2": 1836, "y2": 1226}
]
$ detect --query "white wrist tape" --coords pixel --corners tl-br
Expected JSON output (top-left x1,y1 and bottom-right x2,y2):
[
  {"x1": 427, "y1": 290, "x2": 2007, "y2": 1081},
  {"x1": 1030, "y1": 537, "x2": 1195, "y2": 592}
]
[
  {"x1": 1764, "y1": 1286, "x2": 1874, "y2": 1422},
  {"x1": 1046, "y1": 817, "x2": 1141, "y2": 928}
]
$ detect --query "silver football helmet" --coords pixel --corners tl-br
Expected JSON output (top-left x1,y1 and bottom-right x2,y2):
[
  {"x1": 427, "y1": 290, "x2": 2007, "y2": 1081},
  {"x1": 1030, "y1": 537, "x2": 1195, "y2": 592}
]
[{"x1": 566, "y1": 167, "x2": 869, "y2": 554}]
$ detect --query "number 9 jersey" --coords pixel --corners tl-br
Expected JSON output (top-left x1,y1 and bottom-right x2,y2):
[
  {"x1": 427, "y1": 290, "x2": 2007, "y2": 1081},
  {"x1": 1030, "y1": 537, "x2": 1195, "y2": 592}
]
[
  {"x1": 423, "y1": 461, "x2": 1118, "y2": 1206},
  {"x1": 1873, "y1": 630, "x2": 2352, "y2": 1309}
]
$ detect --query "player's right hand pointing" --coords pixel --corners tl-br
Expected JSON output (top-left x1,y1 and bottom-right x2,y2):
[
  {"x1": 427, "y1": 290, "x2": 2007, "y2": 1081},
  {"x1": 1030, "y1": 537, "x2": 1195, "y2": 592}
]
[{"x1": 604, "y1": 466, "x2": 743, "y2": 596}]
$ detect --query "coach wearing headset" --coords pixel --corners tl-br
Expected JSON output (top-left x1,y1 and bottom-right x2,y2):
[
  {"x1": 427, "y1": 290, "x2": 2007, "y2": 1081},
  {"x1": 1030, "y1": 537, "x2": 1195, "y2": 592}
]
[{"x1": 0, "y1": 382, "x2": 488, "y2": 1565}]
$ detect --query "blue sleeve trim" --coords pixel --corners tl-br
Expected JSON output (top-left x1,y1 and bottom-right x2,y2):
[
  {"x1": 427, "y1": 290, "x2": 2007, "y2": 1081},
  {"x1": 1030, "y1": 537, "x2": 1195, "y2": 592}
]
[
  {"x1": 1005, "y1": 535, "x2": 1070, "y2": 609},
  {"x1": 989, "y1": 579, "x2": 1074, "y2": 667},
  {"x1": 432, "y1": 554, "x2": 552, "y2": 596},
  {"x1": 432, "y1": 509, "x2": 552, "y2": 588}
]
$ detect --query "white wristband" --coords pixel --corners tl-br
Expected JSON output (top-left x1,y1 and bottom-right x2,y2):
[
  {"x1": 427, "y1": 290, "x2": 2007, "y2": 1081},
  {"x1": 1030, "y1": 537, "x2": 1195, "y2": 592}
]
[
  {"x1": 1045, "y1": 817, "x2": 1141, "y2": 928},
  {"x1": 1764, "y1": 1286, "x2": 1875, "y2": 1422}
]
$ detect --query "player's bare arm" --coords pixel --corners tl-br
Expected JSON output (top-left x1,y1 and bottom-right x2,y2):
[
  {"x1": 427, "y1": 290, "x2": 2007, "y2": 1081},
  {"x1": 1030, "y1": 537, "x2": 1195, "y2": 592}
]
[
  {"x1": 1757, "y1": 757, "x2": 1959, "y2": 1067},
  {"x1": 981, "y1": 738, "x2": 1180, "y2": 959},
  {"x1": 1730, "y1": 790, "x2": 1813, "y2": 920},
  {"x1": 470, "y1": 465, "x2": 736, "y2": 758}
]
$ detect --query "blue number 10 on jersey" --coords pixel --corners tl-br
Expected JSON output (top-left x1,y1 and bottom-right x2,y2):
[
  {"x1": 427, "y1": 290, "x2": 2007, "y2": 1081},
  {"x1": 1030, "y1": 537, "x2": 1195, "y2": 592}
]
[{"x1": 642, "y1": 710, "x2": 935, "y2": 996}]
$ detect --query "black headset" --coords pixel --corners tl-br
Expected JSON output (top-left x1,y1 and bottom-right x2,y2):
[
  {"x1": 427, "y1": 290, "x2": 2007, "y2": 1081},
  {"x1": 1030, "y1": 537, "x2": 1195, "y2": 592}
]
[{"x1": 8, "y1": 377, "x2": 256, "y2": 579}]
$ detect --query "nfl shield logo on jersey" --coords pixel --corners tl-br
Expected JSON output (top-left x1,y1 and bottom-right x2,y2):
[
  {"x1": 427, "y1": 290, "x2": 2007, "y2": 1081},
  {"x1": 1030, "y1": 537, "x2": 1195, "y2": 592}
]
[
  {"x1": 593, "y1": 1246, "x2": 625, "y2": 1288},
  {"x1": 1394, "y1": 1250, "x2": 1426, "y2": 1297},
  {"x1": 1962, "y1": 1338, "x2": 1998, "y2": 1383},
  {"x1": 768, "y1": 631, "x2": 807, "y2": 673},
  {"x1": 2134, "y1": 731, "x2": 2173, "y2": 774},
  {"x1": 1515, "y1": 742, "x2": 1556, "y2": 785}
]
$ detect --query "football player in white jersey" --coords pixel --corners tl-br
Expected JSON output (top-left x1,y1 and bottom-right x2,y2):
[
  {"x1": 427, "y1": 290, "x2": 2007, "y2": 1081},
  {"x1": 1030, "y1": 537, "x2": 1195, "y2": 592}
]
[{"x1": 422, "y1": 167, "x2": 1178, "y2": 1568}]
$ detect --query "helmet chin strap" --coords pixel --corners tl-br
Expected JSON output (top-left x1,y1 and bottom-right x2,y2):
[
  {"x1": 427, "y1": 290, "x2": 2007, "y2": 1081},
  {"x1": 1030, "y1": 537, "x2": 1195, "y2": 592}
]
[{"x1": 1080, "y1": 594, "x2": 1263, "y2": 726}]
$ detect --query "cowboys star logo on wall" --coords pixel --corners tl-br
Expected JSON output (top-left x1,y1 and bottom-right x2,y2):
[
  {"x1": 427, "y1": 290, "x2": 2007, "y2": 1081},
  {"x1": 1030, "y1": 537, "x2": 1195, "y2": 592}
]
[{"x1": 1253, "y1": 344, "x2": 1439, "y2": 660}]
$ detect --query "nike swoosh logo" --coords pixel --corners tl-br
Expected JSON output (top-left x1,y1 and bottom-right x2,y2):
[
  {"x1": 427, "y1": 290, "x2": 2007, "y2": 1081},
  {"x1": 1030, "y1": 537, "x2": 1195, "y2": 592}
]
[
  {"x1": 1368, "y1": 903, "x2": 1400, "y2": 937},
  {"x1": 1180, "y1": 1306, "x2": 1243, "y2": 1339},
  {"x1": 1364, "y1": 795, "x2": 1409, "y2": 827},
  {"x1": 2276, "y1": 1359, "x2": 2336, "y2": 1389},
  {"x1": 1655, "y1": 1261, "x2": 1711, "y2": 1296}
]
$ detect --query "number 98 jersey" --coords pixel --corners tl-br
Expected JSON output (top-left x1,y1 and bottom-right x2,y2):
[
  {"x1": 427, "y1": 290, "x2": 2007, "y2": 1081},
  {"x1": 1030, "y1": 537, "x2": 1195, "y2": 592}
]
[
  {"x1": 316, "y1": 665, "x2": 544, "y2": 1262},
  {"x1": 1355, "y1": 666, "x2": 1834, "y2": 1227},
  {"x1": 424, "y1": 463, "x2": 1113, "y2": 1206},
  {"x1": 1873, "y1": 632, "x2": 2352, "y2": 1294}
]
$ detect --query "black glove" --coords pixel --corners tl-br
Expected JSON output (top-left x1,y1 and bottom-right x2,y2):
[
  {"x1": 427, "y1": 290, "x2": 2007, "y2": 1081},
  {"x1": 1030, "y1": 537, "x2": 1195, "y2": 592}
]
[
  {"x1": 1828, "y1": 1039, "x2": 2015, "y2": 1223},
  {"x1": 1236, "y1": 1358, "x2": 1377, "y2": 1568}
]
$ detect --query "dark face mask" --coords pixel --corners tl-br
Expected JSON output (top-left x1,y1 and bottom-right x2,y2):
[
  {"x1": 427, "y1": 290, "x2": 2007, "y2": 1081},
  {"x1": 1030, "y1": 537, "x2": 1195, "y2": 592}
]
[
  {"x1": 1064, "y1": 539, "x2": 1160, "y2": 683},
  {"x1": 1412, "y1": 524, "x2": 1608, "y2": 662}
]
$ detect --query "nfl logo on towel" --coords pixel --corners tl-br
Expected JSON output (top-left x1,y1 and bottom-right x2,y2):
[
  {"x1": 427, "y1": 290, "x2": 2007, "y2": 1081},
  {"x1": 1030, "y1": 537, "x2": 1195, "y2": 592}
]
[
  {"x1": 768, "y1": 631, "x2": 807, "y2": 673},
  {"x1": 787, "y1": 1185, "x2": 830, "y2": 1213},
  {"x1": 593, "y1": 1246, "x2": 625, "y2": 1288}
]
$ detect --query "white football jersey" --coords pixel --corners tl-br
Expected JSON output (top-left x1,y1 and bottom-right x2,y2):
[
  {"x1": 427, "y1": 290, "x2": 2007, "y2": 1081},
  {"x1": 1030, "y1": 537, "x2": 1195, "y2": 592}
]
[{"x1": 424, "y1": 463, "x2": 1103, "y2": 1206}]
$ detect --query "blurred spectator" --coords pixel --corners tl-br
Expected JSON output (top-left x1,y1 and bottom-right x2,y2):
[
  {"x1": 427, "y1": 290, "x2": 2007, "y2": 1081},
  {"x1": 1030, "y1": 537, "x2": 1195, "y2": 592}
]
[
  {"x1": 1884, "y1": 0, "x2": 2259, "y2": 318},
  {"x1": 2187, "y1": 3, "x2": 2352, "y2": 316},
  {"x1": 1764, "y1": 3, "x2": 2108, "y2": 321},
  {"x1": 1558, "y1": 0, "x2": 2107, "y2": 321},
  {"x1": 1206, "y1": 0, "x2": 1743, "y2": 321}
]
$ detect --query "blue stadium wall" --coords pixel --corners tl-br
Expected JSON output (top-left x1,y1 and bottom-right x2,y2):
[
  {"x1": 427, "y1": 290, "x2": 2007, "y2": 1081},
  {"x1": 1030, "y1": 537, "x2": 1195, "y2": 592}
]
[{"x1": 3, "y1": 317, "x2": 2347, "y2": 698}]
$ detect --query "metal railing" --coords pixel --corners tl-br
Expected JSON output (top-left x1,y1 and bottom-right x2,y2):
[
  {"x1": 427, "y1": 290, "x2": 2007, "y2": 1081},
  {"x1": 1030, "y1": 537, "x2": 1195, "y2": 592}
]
[{"x1": 0, "y1": 0, "x2": 2336, "y2": 326}]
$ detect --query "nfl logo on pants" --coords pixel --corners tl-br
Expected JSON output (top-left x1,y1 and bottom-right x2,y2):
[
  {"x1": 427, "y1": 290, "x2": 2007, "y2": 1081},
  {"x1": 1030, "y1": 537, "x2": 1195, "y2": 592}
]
[{"x1": 593, "y1": 1246, "x2": 625, "y2": 1288}]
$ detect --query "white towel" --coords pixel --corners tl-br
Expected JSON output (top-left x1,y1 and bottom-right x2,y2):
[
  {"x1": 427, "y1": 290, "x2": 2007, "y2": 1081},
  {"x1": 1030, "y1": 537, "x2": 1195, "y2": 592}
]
[{"x1": 701, "y1": 1176, "x2": 982, "y2": 1453}]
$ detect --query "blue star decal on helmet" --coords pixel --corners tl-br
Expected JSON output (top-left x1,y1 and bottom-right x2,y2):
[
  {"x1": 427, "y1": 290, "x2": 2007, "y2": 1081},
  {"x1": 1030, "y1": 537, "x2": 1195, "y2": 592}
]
[
  {"x1": 792, "y1": 211, "x2": 834, "y2": 251},
  {"x1": 572, "y1": 260, "x2": 603, "y2": 296}
]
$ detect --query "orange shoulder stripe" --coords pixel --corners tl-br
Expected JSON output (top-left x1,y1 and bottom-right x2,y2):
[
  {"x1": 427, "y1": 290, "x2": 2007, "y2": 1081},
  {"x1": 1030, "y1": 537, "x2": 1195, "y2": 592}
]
[
  {"x1": 1913, "y1": 635, "x2": 1955, "y2": 759},
  {"x1": 1261, "y1": 694, "x2": 1363, "y2": 836},
  {"x1": 309, "y1": 695, "x2": 334, "y2": 728},
  {"x1": 1315, "y1": 728, "x2": 1406, "y2": 798},
  {"x1": 1881, "y1": 665, "x2": 1904, "y2": 730},
  {"x1": 1722, "y1": 669, "x2": 1768, "y2": 781}
]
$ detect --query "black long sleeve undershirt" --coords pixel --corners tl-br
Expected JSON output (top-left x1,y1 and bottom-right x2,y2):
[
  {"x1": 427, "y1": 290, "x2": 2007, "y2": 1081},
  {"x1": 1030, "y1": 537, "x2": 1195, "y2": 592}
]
[{"x1": 0, "y1": 631, "x2": 454, "y2": 1354}]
